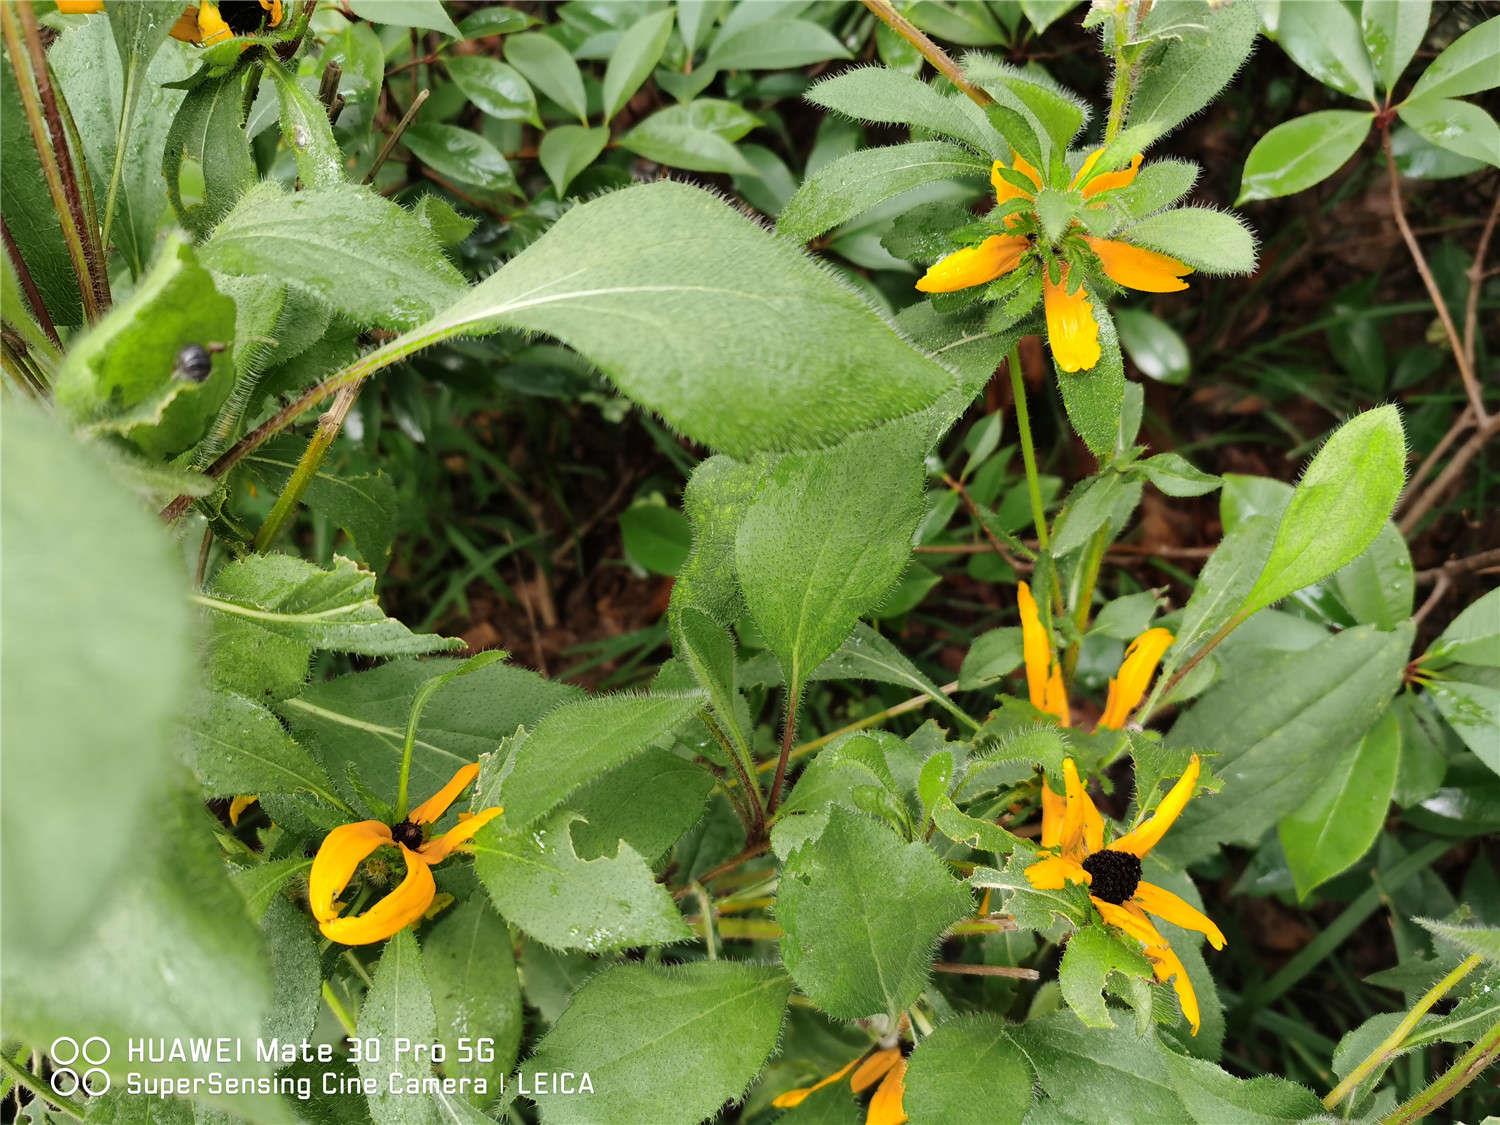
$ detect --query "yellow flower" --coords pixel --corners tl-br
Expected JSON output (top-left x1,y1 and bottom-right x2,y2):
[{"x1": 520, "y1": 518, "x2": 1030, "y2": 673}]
[
  {"x1": 57, "y1": 2, "x2": 284, "y2": 45},
  {"x1": 1042, "y1": 266, "x2": 1101, "y2": 373},
  {"x1": 914, "y1": 147, "x2": 1193, "y2": 373},
  {"x1": 308, "y1": 763, "x2": 502, "y2": 946},
  {"x1": 228, "y1": 794, "x2": 259, "y2": 826},
  {"x1": 773, "y1": 1046, "x2": 907, "y2": 1125},
  {"x1": 1017, "y1": 585, "x2": 1173, "y2": 732},
  {"x1": 1025, "y1": 756, "x2": 1224, "y2": 1033}
]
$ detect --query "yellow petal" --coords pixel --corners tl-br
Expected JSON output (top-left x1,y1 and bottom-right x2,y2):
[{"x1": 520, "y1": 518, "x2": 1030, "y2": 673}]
[
  {"x1": 771, "y1": 1055, "x2": 863, "y2": 1108},
  {"x1": 866, "y1": 1058, "x2": 908, "y2": 1125},
  {"x1": 1040, "y1": 780, "x2": 1066, "y2": 849},
  {"x1": 1084, "y1": 237, "x2": 1192, "y2": 293},
  {"x1": 991, "y1": 156, "x2": 1042, "y2": 204},
  {"x1": 1081, "y1": 152, "x2": 1143, "y2": 198},
  {"x1": 169, "y1": 6, "x2": 203, "y2": 41},
  {"x1": 1146, "y1": 939, "x2": 1200, "y2": 1035},
  {"x1": 56, "y1": 0, "x2": 105, "y2": 11},
  {"x1": 1017, "y1": 582, "x2": 1069, "y2": 724},
  {"x1": 308, "y1": 820, "x2": 393, "y2": 924},
  {"x1": 1043, "y1": 268, "x2": 1101, "y2": 372},
  {"x1": 1111, "y1": 753, "x2": 1201, "y2": 858},
  {"x1": 1069, "y1": 148, "x2": 1104, "y2": 189},
  {"x1": 262, "y1": 0, "x2": 284, "y2": 26},
  {"x1": 409, "y1": 762, "x2": 481, "y2": 826},
  {"x1": 850, "y1": 1047, "x2": 901, "y2": 1093},
  {"x1": 1025, "y1": 854, "x2": 1091, "y2": 890},
  {"x1": 195, "y1": 3, "x2": 234, "y2": 45},
  {"x1": 228, "y1": 795, "x2": 259, "y2": 826},
  {"x1": 1092, "y1": 897, "x2": 1165, "y2": 948},
  {"x1": 1098, "y1": 627, "x2": 1174, "y2": 730},
  {"x1": 417, "y1": 806, "x2": 504, "y2": 864},
  {"x1": 1134, "y1": 880, "x2": 1226, "y2": 950},
  {"x1": 915, "y1": 235, "x2": 1028, "y2": 294},
  {"x1": 319, "y1": 845, "x2": 437, "y2": 946},
  {"x1": 1060, "y1": 758, "x2": 1103, "y2": 857}
]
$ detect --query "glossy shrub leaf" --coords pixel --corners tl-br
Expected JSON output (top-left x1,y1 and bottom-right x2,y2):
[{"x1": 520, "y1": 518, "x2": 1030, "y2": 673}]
[
  {"x1": 1123, "y1": 207, "x2": 1257, "y2": 274},
  {"x1": 446, "y1": 55, "x2": 538, "y2": 124},
  {"x1": 380, "y1": 182, "x2": 956, "y2": 457},
  {"x1": 1279, "y1": 709, "x2": 1401, "y2": 899},
  {"x1": 1136, "y1": 452, "x2": 1220, "y2": 497},
  {"x1": 1428, "y1": 678, "x2": 1500, "y2": 775},
  {"x1": 0, "y1": 403, "x2": 191, "y2": 958},
  {"x1": 268, "y1": 59, "x2": 343, "y2": 189},
  {"x1": 1361, "y1": 0, "x2": 1431, "y2": 91},
  {"x1": 903, "y1": 1015, "x2": 1033, "y2": 1125},
  {"x1": 1167, "y1": 623, "x2": 1413, "y2": 857},
  {"x1": 524, "y1": 962, "x2": 791, "y2": 1125},
  {"x1": 473, "y1": 814, "x2": 689, "y2": 952},
  {"x1": 198, "y1": 554, "x2": 462, "y2": 658},
  {"x1": 1407, "y1": 15, "x2": 1500, "y2": 102},
  {"x1": 1236, "y1": 110, "x2": 1373, "y2": 203},
  {"x1": 735, "y1": 423, "x2": 927, "y2": 690},
  {"x1": 282, "y1": 658, "x2": 577, "y2": 815},
  {"x1": 620, "y1": 98, "x2": 759, "y2": 173},
  {"x1": 602, "y1": 8, "x2": 674, "y2": 119},
  {"x1": 359, "y1": 929, "x2": 438, "y2": 1125},
  {"x1": 1332, "y1": 520, "x2": 1413, "y2": 629},
  {"x1": 458, "y1": 5, "x2": 531, "y2": 37},
  {"x1": 1059, "y1": 924, "x2": 1154, "y2": 1029},
  {"x1": 1116, "y1": 307, "x2": 1191, "y2": 384},
  {"x1": 504, "y1": 31, "x2": 587, "y2": 123},
  {"x1": 703, "y1": 18, "x2": 851, "y2": 71},
  {"x1": 1427, "y1": 588, "x2": 1500, "y2": 667},
  {"x1": 348, "y1": 0, "x2": 458, "y2": 36},
  {"x1": 538, "y1": 123, "x2": 609, "y2": 195},
  {"x1": 1240, "y1": 406, "x2": 1406, "y2": 617},
  {"x1": 1127, "y1": 0, "x2": 1259, "y2": 136},
  {"x1": 806, "y1": 66, "x2": 1001, "y2": 154},
  {"x1": 181, "y1": 688, "x2": 345, "y2": 809},
  {"x1": 1275, "y1": 0, "x2": 1376, "y2": 101},
  {"x1": 777, "y1": 141, "x2": 987, "y2": 244},
  {"x1": 54, "y1": 234, "x2": 237, "y2": 457},
  {"x1": 1397, "y1": 97, "x2": 1500, "y2": 167},
  {"x1": 201, "y1": 181, "x2": 466, "y2": 330},
  {"x1": 162, "y1": 66, "x2": 255, "y2": 236},
  {"x1": 402, "y1": 122, "x2": 514, "y2": 189},
  {"x1": 497, "y1": 691, "x2": 704, "y2": 829},
  {"x1": 778, "y1": 806, "x2": 972, "y2": 1019}
]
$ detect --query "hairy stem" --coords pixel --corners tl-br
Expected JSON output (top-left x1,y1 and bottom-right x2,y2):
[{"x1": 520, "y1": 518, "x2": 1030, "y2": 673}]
[
  {"x1": 1383, "y1": 1018, "x2": 1500, "y2": 1125},
  {"x1": 1008, "y1": 346, "x2": 1051, "y2": 552},
  {"x1": 1, "y1": 216, "x2": 62, "y2": 349},
  {"x1": 252, "y1": 380, "x2": 364, "y2": 550},
  {"x1": 766, "y1": 681, "x2": 803, "y2": 816},
  {"x1": 861, "y1": 0, "x2": 990, "y2": 107},
  {"x1": 1324, "y1": 953, "x2": 1482, "y2": 1110}
]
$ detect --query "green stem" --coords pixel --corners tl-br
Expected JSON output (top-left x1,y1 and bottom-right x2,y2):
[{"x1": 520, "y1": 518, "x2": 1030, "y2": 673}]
[
  {"x1": 253, "y1": 380, "x2": 364, "y2": 551},
  {"x1": 321, "y1": 981, "x2": 358, "y2": 1038},
  {"x1": 1138, "y1": 610, "x2": 1247, "y2": 724},
  {"x1": 1103, "y1": 1, "x2": 1135, "y2": 144},
  {"x1": 1326, "y1": 953, "x2": 1483, "y2": 1110},
  {"x1": 0, "y1": 1055, "x2": 85, "y2": 1122},
  {"x1": 1008, "y1": 346, "x2": 1050, "y2": 552},
  {"x1": 1383, "y1": 1018, "x2": 1500, "y2": 1125},
  {"x1": 1065, "y1": 523, "x2": 1111, "y2": 677}
]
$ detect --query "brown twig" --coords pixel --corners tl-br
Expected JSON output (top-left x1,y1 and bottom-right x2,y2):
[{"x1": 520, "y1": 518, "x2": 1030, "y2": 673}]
[
  {"x1": 766, "y1": 684, "x2": 802, "y2": 816},
  {"x1": 1397, "y1": 414, "x2": 1500, "y2": 535},
  {"x1": 1463, "y1": 189, "x2": 1500, "y2": 367},
  {"x1": 861, "y1": 0, "x2": 990, "y2": 107},
  {"x1": 672, "y1": 841, "x2": 770, "y2": 899},
  {"x1": 1403, "y1": 406, "x2": 1475, "y2": 503},
  {"x1": 941, "y1": 472, "x2": 1029, "y2": 571},
  {"x1": 1415, "y1": 548, "x2": 1500, "y2": 585},
  {"x1": 364, "y1": 88, "x2": 429, "y2": 184},
  {"x1": 932, "y1": 962, "x2": 1040, "y2": 980}
]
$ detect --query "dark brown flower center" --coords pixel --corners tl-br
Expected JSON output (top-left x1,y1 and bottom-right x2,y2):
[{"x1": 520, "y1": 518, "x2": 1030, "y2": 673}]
[
  {"x1": 219, "y1": 1, "x2": 272, "y2": 34},
  {"x1": 391, "y1": 820, "x2": 424, "y2": 850},
  {"x1": 1080, "y1": 848, "x2": 1142, "y2": 905}
]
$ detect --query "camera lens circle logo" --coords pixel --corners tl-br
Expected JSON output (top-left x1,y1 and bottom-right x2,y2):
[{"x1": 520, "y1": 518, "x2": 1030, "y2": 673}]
[{"x1": 49, "y1": 1036, "x2": 111, "y2": 1096}]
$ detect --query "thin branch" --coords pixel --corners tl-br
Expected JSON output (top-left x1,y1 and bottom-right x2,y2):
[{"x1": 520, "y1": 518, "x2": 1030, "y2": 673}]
[
  {"x1": 1397, "y1": 413, "x2": 1500, "y2": 535},
  {"x1": 364, "y1": 87, "x2": 429, "y2": 183},
  {"x1": 861, "y1": 0, "x2": 990, "y2": 107},
  {"x1": 766, "y1": 682, "x2": 802, "y2": 816},
  {"x1": 1415, "y1": 548, "x2": 1500, "y2": 585},
  {"x1": 1384, "y1": 132, "x2": 1487, "y2": 425},
  {"x1": 1463, "y1": 188, "x2": 1500, "y2": 366},
  {"x1": 1402, "y1": 406, "x2": 1475, "y2": 504},
  {"x1": 252, "y1": 380, "x2": 365, "y2": 550},
  {"x1": 932, "y1": 962, "x2": 1039, "y2": 980}
]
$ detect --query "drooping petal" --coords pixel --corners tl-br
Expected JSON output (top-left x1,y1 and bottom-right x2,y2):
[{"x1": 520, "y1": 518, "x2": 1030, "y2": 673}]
[
  {"x1": 409, "y1": 762, "x2": 481, "y2": 826},
  {"x1": 1040, "y1": 780, "x2": 1066, "y2": 849},
  {"x1": 169, "y1": 6, "x2": 204, "y2": 41},
  {"x1": 56, "y1": 0, "x2": 105, "y2": 11},
  {"x1": 228, "y1": 795, "x2": 259, "y2": 826},
  {"x1": 262, "y1": 0, "x2": 284, "y2": 26},
  {"x1": 1025, "y1": 854, "x2": 1091, "y2": 890},
  {"x1": 195, "y1": 3, "x2": 235, "y2": 45},
  {"x1": 1134, "y1": 881, "x2": 1227, "y2": 950},
  {"x1": 1084, "y1": 237, "x2": 1192, "y2": 293},
  {"x1": 916, "y1": 235, "x2": 1028, "y2": 294},
  {"x1": 866, "y1": 1058, "x2": 908, "y2": 1125},
  {"x1": 308, "y1": 820, "x2": 393, "y2": 924},
  {"x1": 318, "y1": 845, "x2": 437, "y2": 946},
  {"x1": 991, "y1": 156, "x2": 1042, "y2": 204},
  {"x1": 1060, "y1": 758, "x2": 1103, "y2": 858},
  {"x1": 417, "y1": 806, "x2": 505, "y2": 864},
  {"x1": 1042, "y1": 267, "x2": 1101, "y2": 372},
  {"x1": 1092, "y1": 897, "x2": 1166, "y2": 948},
  {"x1": 850, "y1": 1047, "x2": 901, "y2": 1093},
  {"x1": 1145, "y1": 938, "x2": 1200, "y2": 1035},
  {"x1": 1081, "y1": 153, "x2": 1143, "y2": 198},
  {"x1": 1098, "y1": 627, "x2": 1174, "y2": 730},
  {"x1": 771, "y1": 1055, "x2": 862, "y2": 1108},
  {"x1": 1111, "y1": 754, "x2": 1201, "y2": 858},
  {"x1": 1017, "y1": 582, "x2": 1070, "y2": 725}
]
